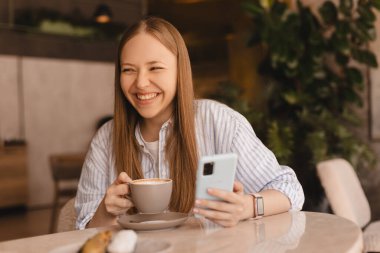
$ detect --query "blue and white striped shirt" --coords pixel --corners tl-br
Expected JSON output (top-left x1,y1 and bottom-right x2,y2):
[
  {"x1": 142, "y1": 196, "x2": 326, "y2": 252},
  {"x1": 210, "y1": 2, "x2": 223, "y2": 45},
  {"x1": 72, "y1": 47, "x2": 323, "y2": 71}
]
[{"x1": 75, "y1": 99, "x2": 304, "y2": 229}]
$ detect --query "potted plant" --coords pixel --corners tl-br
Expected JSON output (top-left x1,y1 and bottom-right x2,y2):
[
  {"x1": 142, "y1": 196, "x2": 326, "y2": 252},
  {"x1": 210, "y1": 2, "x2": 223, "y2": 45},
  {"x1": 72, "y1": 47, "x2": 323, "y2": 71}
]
[{"x1": 224, "y1": 0, "x2": 380, "y2": 210}]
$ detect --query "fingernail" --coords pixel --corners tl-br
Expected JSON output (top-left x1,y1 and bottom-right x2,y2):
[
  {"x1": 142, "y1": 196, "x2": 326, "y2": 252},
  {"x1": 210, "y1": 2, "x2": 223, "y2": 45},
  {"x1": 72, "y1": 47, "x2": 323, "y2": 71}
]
[
  {"x1": 193, "y1": 208, "x2": 199, "y2": 213},
  {"x1": 195, "y1": 200, "x2": 201, "y2": 205},
  {"x1": 208, "y1": 188, "x2": 214, "y2": 193}
]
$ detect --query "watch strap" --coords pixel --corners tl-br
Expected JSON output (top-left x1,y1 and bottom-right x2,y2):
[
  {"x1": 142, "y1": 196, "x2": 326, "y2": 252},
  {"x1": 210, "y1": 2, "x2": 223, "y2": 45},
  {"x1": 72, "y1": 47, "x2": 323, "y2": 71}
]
[{"x1": 250, "y1": 193, "x2": 264, "y2": 219}]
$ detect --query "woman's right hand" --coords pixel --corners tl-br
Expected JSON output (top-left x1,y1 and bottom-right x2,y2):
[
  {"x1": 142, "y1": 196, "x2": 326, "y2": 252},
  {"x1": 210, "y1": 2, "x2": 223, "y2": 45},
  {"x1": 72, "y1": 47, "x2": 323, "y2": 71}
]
[{"x1": 104, "y1": 172, "x2": 134, "y2": 216}]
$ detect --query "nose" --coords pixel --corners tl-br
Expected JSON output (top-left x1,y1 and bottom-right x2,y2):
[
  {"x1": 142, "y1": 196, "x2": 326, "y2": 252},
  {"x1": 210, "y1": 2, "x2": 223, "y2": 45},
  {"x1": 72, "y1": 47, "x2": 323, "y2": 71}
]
[{"x1": 135, "y1": 70, "x2": 149, "y2": 89}]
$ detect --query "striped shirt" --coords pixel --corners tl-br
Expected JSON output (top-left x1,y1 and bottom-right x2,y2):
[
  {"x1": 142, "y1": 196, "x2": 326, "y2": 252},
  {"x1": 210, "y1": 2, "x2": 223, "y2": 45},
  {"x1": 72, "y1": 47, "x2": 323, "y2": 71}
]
[{"x1": 75, "y1": 99, "x2": 305, "y2": 229}]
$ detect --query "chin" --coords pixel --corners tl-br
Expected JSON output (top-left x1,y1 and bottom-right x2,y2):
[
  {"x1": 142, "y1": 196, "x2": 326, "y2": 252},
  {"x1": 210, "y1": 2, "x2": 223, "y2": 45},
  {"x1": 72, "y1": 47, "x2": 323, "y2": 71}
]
[{"x1": 137, "y1": 111, "x2": 159, "y2": 119}]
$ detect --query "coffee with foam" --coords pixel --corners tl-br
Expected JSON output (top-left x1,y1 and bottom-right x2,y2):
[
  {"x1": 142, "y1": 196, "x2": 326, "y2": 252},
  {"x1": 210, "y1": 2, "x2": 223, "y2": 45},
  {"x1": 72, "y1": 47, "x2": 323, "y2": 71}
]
[{"x1": 131, "y1": 178, "x2": 171, "y2": 185}]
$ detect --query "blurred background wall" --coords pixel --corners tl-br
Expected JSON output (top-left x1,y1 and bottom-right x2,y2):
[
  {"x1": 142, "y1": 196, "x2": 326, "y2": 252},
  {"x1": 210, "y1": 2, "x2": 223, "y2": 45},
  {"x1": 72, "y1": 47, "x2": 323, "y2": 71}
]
[
  {"x1": 0, "y1": 56, "x2": 114, "y2": 206},
  {"x1": 0, "y1": 0, "x2": 142, "y2": 207}
]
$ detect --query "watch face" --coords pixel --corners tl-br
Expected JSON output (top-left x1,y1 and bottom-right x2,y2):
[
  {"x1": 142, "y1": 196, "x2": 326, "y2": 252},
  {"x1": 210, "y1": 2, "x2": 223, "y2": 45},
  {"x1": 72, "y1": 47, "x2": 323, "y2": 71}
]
[{"x1": 257, "y1": 197, "x2": 264, "y2": 216}]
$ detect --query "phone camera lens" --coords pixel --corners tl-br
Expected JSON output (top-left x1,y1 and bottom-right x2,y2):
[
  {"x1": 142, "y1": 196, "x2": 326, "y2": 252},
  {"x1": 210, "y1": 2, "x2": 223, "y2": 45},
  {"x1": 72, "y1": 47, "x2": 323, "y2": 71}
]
[{"x1": 203, "y1": 162, "x2": 214, "y2": 176}]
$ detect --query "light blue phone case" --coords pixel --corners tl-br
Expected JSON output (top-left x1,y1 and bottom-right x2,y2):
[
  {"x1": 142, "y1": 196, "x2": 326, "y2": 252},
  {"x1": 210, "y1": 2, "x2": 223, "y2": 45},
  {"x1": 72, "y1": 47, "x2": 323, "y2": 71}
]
[{"x1": 195, "y1": 153, "x2": 238, "y2": 202}]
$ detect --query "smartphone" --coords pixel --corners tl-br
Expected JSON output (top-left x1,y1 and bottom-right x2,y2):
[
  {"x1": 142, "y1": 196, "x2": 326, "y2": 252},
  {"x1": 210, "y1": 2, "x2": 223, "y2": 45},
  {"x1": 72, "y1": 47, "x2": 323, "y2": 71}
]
[{"x1": 195, "y1": 153, "x2": 237, "y2": 203}]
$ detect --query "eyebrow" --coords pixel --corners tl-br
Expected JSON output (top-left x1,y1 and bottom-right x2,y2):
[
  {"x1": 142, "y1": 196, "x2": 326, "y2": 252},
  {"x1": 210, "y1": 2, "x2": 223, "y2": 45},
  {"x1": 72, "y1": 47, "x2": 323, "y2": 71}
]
[{"x1": 120, "y1": 61, "x2": 166, "y2": 66}]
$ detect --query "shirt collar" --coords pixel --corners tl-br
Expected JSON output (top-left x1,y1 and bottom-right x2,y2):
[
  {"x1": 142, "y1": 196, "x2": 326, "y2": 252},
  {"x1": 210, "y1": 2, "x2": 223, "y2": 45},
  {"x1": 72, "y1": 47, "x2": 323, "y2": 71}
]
[{"x1": 135, "y1": 116, "x2": 173, "y2": 147}]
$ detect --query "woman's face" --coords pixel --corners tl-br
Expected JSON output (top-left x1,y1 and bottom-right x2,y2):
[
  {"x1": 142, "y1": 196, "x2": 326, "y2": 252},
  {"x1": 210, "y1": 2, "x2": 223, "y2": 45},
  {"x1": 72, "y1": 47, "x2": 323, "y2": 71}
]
[{"x1": 120, "y1": 32, "x2": 177, "y2": 125}]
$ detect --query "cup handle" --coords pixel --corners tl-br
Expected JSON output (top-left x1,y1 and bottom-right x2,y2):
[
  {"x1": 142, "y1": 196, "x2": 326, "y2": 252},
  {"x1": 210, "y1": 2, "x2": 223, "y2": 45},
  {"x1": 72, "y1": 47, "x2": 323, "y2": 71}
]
[{"x1": 124, "y1": 182, "x2": 132, "y2": 200}]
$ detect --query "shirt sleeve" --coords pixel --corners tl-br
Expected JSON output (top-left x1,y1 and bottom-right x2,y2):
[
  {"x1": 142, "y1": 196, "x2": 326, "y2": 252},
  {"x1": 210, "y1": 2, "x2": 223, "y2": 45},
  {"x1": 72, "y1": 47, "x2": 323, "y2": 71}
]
[
  {"x1": 75, "y1": 123, "x2": 112, "y2": 229},
  {"x1": 230, "y1": 113, "x2": 305, "y2": 211}
]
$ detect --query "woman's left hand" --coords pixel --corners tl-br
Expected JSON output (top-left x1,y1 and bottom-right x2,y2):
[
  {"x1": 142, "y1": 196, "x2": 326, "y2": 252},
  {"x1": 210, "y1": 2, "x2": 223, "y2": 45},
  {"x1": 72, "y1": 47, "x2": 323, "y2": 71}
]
[{"x1": 193, "y1": 181, "x2": 253, "y2": 227}]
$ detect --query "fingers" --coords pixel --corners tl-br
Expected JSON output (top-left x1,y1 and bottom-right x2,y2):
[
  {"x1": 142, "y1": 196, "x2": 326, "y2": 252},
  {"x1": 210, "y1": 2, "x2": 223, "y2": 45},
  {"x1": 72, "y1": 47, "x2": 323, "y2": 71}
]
[
  {"x1": 193, "y1": 206, "x2": 232, "y2": 221},
  {"x1": 115, "y1": 172, "x2": 133, "y2": 185},
  {"x1": 194, "y1": 183, "x2": 247, "y2": 227},
  {"x1": 107, "y1": 183, "x2": 129, "y2": 196},
  {"x1": 206, "y1": 188, "x2": 242, "y2": 204},
  {"x1": 105, "y1": 193, "x2": 134, "y2": 209},
  {"x1": 195, "y1": 199, "x2": 241, "y2": 214},
  {"x1": 111, "y1": 172, "x2": 133, "y2": 196},
  {"x1": 233, "y1": 181, "x2": 244, "y2": 195},
  {"x1": 207, "y1": 218, "x2": 237, "y2": 228},
  {"x1": 104, "y1": 193, "x2": 134, "y2": 215},
  {"x1": 193, "y1": 206, "x2": 240, "y2": 227},
  {"x1": 104, "y1": 188, "x2": 134, "y2": 216},
  {"x1": 204, "y1": 180, "x2": 245, "y2": 203},
  {"x1": 104, "y1": 172, "x2": 134, "y2": 216}
]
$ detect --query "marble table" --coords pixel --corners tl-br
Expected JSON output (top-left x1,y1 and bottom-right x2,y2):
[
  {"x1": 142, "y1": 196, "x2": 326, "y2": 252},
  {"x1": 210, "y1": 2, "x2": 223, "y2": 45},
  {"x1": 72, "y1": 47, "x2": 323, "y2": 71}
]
[{"x1": 0, "y1": 211, "x2": 363, "y2": 253}]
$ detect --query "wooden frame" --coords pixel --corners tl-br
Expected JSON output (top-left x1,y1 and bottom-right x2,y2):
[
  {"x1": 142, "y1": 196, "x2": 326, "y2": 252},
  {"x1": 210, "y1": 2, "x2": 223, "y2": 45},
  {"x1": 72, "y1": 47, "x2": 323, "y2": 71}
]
[{"x1": 370, "y1": 67, "x2": 380, "y2": 140}]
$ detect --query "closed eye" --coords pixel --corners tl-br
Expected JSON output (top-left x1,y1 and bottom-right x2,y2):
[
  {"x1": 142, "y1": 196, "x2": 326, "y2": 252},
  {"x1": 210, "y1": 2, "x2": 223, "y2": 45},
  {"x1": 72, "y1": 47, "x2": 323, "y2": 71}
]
[
  {"x1": 121, "y1": 68, "x2": 135, "y2": 73},
  {"x1": 150, "y1": 66, "x2": 164, "y2": 71}
]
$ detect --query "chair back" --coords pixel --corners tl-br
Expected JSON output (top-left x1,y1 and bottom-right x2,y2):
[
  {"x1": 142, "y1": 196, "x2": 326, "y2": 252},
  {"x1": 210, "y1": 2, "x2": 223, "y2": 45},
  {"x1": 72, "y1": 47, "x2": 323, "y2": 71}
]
[
  {"x1": 50, "y1": 153, "x2": 84, "y2": 181},
  {"x1": 56, "y1": 197, "x2": 77, "y2": 232},
  {"x1": 317, "y1": 158, "x2": 371, "y2": 228},
  {"x1": 49, "y1": 153, "x2": 84, "y2": 233}
]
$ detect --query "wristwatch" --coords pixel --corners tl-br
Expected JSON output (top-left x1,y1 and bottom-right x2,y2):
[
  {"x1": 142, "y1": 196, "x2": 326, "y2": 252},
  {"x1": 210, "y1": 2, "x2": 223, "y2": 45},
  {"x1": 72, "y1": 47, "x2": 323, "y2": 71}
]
[{"x1": 251, "y1": 193, "x2": 264, "y2": 219}]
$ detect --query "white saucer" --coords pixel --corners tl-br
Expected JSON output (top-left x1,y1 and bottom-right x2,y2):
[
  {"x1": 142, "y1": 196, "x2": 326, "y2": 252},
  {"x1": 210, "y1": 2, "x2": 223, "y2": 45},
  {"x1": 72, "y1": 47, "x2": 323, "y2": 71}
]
[{"x1": 117, "y1": 212, "x2": 188, "y2": 231}]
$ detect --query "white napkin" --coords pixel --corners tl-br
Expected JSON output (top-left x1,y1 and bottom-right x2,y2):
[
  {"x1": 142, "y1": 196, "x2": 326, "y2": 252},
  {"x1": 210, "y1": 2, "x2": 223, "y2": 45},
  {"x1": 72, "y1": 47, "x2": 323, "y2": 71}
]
[{"x1": 107, "y1": 230, "x2": 137, "y2": 253}]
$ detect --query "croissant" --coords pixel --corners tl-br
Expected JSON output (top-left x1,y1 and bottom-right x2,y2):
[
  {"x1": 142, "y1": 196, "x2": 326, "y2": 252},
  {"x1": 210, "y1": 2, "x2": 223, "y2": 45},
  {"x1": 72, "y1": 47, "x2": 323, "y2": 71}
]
[{"x1": 78, "y1": 230, "x2": 113, "y2": 253}]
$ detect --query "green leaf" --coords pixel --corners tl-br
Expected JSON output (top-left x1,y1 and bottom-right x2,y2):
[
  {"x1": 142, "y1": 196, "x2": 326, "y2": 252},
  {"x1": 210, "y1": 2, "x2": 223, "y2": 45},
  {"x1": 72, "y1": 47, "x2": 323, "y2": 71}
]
[
  {"x1": 319, "y1": 1, "x2": 338, "y2": 25},
  {"x1": 317, "y1": 86, "x2": 330, "y2": 98},
  {"x1": 271, "y1": 2, "x2": 287, "y2": 17},
  {"x1": 242, "y1": 2, "x2": 264, "y2": 16},
  {"x1": 247, "y1": 33, "x2": 262, "y2": 46},
  {"x1": 309, "y1": 31, "x2": 323, "y2": 45},
  {"x1": 358, "y1": 5, "x2": 376, "y2": 23},
  {"x1": 342, "y1": 108, "x2": 361, "y2": 125},
  {"x1": 372, "y1": 0, "x2": 380, "y2": 11},
  {"x1": 335, "y1": 21, "x2": 350, "y2": 37},
  {"x1": 313, "y1": 69, "x2": 326, "y2": 79},
  {"x1": 260, "y1": 0, "x2": 273, "y2": 10},
  {"x1": 336, "y1": 53, "x2": 349, "y2": 66},
  {"x1": 343, "y1": 88, "x2": 363, "y2": 107},
  {"x1": 283, "y1": 91, "x2": 299, "y2": 105},
  {"x1": 285, "y1": 67, "x2": 298, "y2": 77},
  {"x1": 286, "y1": 59, "x2": 299, "y2": 69},
  {"x1": 306, "y1": 131, "x2": 328, "y2": 163},
  {"x1": 284, "y1": 13, "x2": 300, "y2": 31},
  {"x1": 345, "y1": 67, "x2": 364, "y2": 88},
  {"x1": 330, "y1": 33, "x2": 350, "y2": 55},
  {"x1": 339, "y1": 0, "x2": 353, "y2": 16},
  {"x1": 352, "y1": 49, "x2": 378, "y2": 67},
  {"x1": 335, "y1": 125, "x2": 353, "y2": 140},
  {"x1": 267, "y1": 121, "x2": 294, "y2": 164},
  {"x1": 368, "y1": 27, "x2": 377, "y2": 41},
  {"x1": 350, "y1": 19, "x2": 373, "y2": 44},
  {"x1": 301, "y1": 8, "x2": 320, "y2": 35}
]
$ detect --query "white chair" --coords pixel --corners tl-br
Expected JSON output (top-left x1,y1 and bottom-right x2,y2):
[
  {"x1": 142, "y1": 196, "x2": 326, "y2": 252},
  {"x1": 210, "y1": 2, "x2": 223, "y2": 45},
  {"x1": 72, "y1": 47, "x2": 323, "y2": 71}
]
[
  {"x1": 317, "y1": 158, "x2": 380, "y2": 253},
  {"x1": 56, "y1": 197, "x2": 77, "y2": 233}
]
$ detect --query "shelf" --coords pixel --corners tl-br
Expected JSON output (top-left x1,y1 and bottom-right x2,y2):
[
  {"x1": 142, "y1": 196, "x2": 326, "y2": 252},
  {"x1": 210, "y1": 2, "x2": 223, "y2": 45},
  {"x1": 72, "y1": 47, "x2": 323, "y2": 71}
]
[
  {"x1": 0, "y1": 146, "x2": 27, "y2": 208},
  {"x1": 0, "y1": 27, "x2": 117, "y2": 62}
]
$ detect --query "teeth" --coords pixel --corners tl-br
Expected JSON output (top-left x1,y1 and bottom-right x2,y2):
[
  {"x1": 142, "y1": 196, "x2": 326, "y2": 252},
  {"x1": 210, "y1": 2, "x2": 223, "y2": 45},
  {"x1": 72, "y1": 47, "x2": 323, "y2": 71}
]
[{"x1": 137, "y1": 93, "x2": 158, "y2": 100}]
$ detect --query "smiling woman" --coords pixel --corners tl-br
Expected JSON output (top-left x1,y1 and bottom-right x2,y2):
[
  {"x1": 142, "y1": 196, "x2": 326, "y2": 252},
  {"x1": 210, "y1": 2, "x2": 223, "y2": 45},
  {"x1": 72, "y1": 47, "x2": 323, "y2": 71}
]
[
  {"x1": 75, "y1": 16, "x2": 304, "y2": 230},
  {"x1": 120, "y1": 33, "x2": 177, "y2": 134}
]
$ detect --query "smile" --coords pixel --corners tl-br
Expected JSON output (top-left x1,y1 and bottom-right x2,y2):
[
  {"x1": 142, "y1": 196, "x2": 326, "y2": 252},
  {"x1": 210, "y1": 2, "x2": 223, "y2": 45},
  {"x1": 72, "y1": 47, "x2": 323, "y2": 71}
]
[{"x1": 136, "y1": 93, "x2": 159, "y2": 100}]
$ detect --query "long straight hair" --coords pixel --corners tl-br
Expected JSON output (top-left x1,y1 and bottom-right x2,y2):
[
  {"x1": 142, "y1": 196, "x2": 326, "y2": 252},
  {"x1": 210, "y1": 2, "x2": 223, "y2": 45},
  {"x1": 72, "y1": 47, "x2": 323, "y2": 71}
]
[{"x1": 113, "y1": 17, "x2": 198, "y2": 213}]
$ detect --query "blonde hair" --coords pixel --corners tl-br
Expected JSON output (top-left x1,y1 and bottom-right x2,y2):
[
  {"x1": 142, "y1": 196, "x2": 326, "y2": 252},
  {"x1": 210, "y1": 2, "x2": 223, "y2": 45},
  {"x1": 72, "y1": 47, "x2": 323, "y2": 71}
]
[{"x1": 113, "y1": 17, "x2": 198, "y2": 213}]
